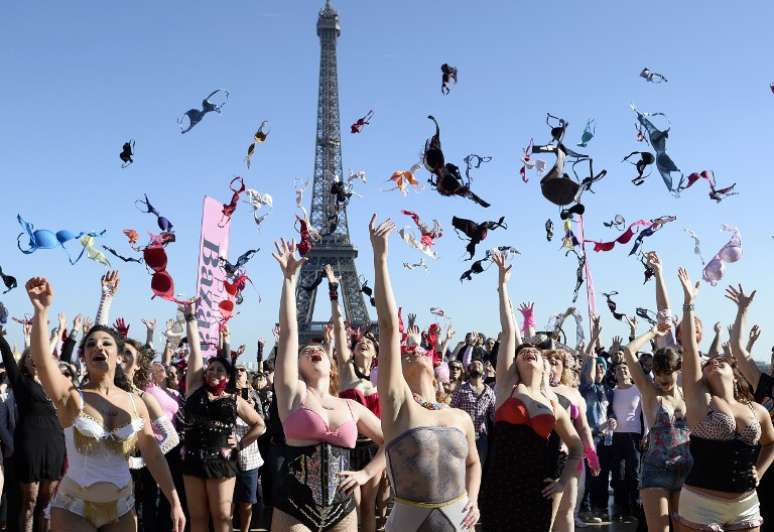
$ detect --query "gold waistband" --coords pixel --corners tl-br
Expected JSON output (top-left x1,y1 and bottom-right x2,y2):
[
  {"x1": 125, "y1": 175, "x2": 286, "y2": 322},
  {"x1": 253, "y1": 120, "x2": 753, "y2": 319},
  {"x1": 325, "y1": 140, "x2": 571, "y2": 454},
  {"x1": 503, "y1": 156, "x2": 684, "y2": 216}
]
[
  {"x1": 393, "y1": 493, "x2": 466, "y2": 509},
  {"x1": 59, "y1": 477, "x2": 133, "y2": 504}
]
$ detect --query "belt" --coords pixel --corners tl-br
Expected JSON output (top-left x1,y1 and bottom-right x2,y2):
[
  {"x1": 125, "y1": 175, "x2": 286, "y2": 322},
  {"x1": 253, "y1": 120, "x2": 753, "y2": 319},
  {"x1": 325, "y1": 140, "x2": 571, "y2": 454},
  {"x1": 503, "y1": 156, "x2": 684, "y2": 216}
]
[{"x1": 393, "y1": 493, "x2": 466, "y2": 509}]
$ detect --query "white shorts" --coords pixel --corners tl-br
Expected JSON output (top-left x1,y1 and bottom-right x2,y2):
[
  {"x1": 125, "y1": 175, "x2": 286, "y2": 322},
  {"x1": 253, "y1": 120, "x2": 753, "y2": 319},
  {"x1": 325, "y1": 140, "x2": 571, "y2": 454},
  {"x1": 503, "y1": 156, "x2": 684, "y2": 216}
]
[{"x1": 677, "y1": 486, "x2": 762, "y2": 531}]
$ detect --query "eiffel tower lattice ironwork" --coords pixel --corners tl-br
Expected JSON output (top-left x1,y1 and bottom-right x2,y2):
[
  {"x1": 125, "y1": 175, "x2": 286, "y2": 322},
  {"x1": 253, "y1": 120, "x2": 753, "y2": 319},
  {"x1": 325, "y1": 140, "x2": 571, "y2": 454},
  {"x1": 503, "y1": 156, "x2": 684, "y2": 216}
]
[{"x1": 296, "y1": 0, "x2": 371, "y2": 344}]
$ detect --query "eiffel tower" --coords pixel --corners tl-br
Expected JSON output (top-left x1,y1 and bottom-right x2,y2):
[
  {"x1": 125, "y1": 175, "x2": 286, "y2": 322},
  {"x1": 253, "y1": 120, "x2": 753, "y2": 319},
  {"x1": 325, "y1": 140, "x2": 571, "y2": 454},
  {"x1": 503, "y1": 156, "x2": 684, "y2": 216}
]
[{"x1": 296, "y1": 0, "x2": 371, "y2": 344}]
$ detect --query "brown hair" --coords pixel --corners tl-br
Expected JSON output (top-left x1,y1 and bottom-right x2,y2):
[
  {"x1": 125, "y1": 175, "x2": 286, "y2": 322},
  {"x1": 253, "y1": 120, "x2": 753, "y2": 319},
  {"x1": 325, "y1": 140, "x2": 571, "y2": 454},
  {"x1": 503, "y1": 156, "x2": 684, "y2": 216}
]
[
  {"x1": 653, "y1": 347, "x2": 682, "y2": 375},
  {"x1": 702, "y1": 355, "x2": 755, "y2": 403},
  {"x1": 125, "y1": 338, "x2": 154, "y2": 390}
]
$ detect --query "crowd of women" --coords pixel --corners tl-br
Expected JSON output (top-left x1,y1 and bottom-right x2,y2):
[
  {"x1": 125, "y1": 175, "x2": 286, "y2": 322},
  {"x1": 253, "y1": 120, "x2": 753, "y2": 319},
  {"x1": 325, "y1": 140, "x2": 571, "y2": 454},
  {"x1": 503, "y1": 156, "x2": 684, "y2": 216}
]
[{"x1": 0, "y1": 214, "x2": 772, "y2": 531}]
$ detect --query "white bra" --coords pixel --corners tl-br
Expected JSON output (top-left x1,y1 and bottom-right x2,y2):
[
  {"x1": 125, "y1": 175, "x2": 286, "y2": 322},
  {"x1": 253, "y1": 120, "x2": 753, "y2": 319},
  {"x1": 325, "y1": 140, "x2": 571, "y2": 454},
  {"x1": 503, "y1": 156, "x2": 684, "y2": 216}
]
[{"x1": 73, "y1": 391, "x2": 144, "y2": 441}]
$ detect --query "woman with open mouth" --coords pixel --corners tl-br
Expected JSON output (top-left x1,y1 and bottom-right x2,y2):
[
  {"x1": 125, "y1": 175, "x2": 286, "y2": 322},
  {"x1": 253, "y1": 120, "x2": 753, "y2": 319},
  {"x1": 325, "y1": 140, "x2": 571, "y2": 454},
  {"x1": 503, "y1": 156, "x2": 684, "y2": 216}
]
[
  {"x1": 368, "y1": 215, "x2": 481, "y2": 532},
  {"x1": 24, "y1": 276, "x2": 186, "y2": 532},
  {"x1": 674, "y1": 268, "x2": 774, "y2": 531},
  {"x1": 270, "y1": 238, "x2": 386, "y2": 532},
  {"x1": 479, "y1": 250, "x2": 583, "y2": 532}
]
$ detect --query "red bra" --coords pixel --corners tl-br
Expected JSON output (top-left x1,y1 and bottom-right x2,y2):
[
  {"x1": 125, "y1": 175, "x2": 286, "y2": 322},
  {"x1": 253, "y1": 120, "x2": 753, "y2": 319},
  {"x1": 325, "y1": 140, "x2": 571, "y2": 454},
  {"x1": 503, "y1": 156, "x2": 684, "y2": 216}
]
[
  {"x1": 495, "y1": 394, "x2": 556, "y2": 439},
  {"x1": 340, "y1": 387, "x2": 381, "y2": 418}
]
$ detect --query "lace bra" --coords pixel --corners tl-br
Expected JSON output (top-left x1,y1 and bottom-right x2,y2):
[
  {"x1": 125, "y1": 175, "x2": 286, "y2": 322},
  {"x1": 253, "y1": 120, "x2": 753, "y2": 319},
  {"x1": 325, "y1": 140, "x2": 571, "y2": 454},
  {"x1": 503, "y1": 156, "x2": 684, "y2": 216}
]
[{"x1": 693, "y1": 404, "x2": 761, "y2": 446}]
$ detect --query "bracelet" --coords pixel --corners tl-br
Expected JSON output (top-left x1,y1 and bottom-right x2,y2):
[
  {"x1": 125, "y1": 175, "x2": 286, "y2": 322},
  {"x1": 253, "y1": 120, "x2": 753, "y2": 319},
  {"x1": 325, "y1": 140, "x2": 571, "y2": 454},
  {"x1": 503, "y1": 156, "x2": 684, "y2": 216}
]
[
  {"x1": 683, "y1": 303, "x2": 695, "y2": 312},
  {"x1": 328, "y1": 282, "x2": 339, "y2": 301}
]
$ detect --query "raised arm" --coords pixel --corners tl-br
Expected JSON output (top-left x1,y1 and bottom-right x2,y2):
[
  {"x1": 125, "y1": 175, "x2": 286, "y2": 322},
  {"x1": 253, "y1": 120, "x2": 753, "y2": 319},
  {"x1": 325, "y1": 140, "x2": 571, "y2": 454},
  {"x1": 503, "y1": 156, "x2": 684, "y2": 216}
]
[
  {"x1": 725, "y1": 284, "x2": 762, "y2": 391},
  {"x1": 183, "y1": 302, "x2": 203, "y2": 397},
  {"x1": 271, "y1": 238, "x2": 308, "y2": 414},
  {"x1": 677, "y1": 267, "x2": 706, "y2": 419},
  {"x1": 492, "y1": 251, "x2": 519, "y2": 387},
  {"x1": 746, "y1": 324, "x2": 761, "y2": 355},
  {"x1": 647, "y1": 252, "x2": 671, "y2": 315},
  {"x1": 518, "y1": 302, "x2": 536, "y2": 339},
  {"x1": 370, "y1": 215, "x2": 410, "y2": 430},
  {"x1": 325, "y1": 265, "x2": 354, "y2": 369},
  {"x1": 142, "y1": 319, "x2": 156, "y2": 349},
  {"x1": 0, "y1": 328, "x2": 20, "y2": 386},
  {"x1": 623, "y1": 324, "x2": 665, "y2": 396},
  {"x1": 581, "y1": 316, "x2": 602, "y2": 386},
  {"x1": 95, "y1": 270, "x2": 119, "y2": 326},
  {"x1": 707, "y1": 322, "x2": 723, "y2": 358},
  {"x1": 25, "y1": 278, "x2": 77, "y2": 411}
]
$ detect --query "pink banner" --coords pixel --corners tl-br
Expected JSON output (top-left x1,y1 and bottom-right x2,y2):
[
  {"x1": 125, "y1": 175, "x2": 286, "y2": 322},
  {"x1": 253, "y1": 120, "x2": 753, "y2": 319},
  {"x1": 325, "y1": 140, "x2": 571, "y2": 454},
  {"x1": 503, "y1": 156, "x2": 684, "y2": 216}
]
[{"x1": 195, "y1": 196, "x2": 230, "y2": 357}]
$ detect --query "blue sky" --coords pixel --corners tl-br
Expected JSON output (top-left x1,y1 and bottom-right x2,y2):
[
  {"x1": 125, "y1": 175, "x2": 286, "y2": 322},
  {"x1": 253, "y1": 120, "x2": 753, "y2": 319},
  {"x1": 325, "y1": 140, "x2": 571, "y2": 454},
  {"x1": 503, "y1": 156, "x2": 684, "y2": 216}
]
[{"x1": 1, "y1": 1, "x2": 773, "y2": 363}]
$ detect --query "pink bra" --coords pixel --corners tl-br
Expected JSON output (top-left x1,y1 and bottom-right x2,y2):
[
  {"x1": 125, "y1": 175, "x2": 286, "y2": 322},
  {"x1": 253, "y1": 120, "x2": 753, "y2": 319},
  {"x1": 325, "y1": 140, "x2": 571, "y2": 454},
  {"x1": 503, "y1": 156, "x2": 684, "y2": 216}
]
[{"x1": 284, "y1": 400, "x2": 358, "y2": 449}]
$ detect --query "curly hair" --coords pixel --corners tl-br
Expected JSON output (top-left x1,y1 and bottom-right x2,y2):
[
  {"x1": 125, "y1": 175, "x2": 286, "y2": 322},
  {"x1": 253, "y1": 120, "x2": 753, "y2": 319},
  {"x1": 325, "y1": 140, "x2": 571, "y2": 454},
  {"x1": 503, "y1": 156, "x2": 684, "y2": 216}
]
[
  {"x1": 124, "y1": 338, "x2": 154, "y2": 390},
  {"x1": 543, "y1": 349, "x2": 575, "y2": 386},
  {"x1": 77, "y1": 325, "x2": 132, "y2": 392}
]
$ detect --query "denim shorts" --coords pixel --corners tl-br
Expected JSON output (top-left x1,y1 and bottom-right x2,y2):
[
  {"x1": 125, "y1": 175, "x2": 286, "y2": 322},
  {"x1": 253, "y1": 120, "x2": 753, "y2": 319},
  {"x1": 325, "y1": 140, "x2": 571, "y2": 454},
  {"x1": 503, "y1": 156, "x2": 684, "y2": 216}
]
[
  {"x1": 640, "y1": 461, "x2": 688, "y2": 492},
  {"x1": 234, "y1": 467, "x2": 260, "y2": 504}
]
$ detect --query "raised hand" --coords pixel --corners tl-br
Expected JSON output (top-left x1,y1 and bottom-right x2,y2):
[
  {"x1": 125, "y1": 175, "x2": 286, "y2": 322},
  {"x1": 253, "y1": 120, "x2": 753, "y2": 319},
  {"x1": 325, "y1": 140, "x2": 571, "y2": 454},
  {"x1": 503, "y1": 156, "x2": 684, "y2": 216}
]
[
  {"x1": 26, "y1": 277, "x2": 54, "y2": 312},
  {"x1": 677, "y1": 267, "x2": 700, "y2": 302},
  {"x1": 57, "y1": 312, "x2": 67, "y2": 332},
  {"x1": 518, "y1": 302, "x2": 534, "y2": 317},
  {"x1": 749, "y1": 325, "x2": 762, "y2": 348},
  {"x1": 645, "y1": 251, "x2": 662, "y2": 275},
  {"x1": 490, "y1": 250, "x2": 512, "y2": 285},
  {"x1": 72, "y1": 314, "x2": 83, "y2": 333},
  {"x1": 113, "y1": 317, "x2": 130, "y2": 338},
  {"x1": 101, "y1": 270, "x2": 120, "y2": 295},
  {"x1": 181, "y1": 300, "x2": 197, "y2": 322},
  {"x1": 713, "y1": 321, "x2": 723, "y2": 334},
  {"x1": 407, "y1": 313, "x2": 417, "y2": 329},
  {"x1": 272, "y1": 239, "x2": 307, "y2": 281},
  {"x1": 623, "y1": 315, "x2": 637, "y2": 336},
  {"x1": 272, "y1": 324, "x2": 280, "y2": 341},
  {"x1": 611, "y1": 336, "x2": 623, "y2": 351},
  {"x1": 592, "y1": 315, "x2": 603, "y2": 339},
  {"x1": 82, "y1": 317, "x2": 94, "y2": 334},
  {"x1": 368, "y1": 214, "x2": 395, "y2": 259},
  {"x1": 724, "y1": 284, "x2": 757, "y2": 310},
  {"x1": 142, "y1": 318, "x2": 157, "y2": 332},
  {"x1": 407, "y1": 324, "x2": 421, "y2": 347}
]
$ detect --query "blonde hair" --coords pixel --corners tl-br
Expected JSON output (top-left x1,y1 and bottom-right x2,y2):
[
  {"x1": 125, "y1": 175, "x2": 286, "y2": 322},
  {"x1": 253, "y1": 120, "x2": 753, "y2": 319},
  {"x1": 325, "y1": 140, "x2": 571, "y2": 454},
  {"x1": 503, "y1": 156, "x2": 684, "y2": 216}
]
[{"x1": 543, "y1": 349, "x2": 575, "y2": 386}]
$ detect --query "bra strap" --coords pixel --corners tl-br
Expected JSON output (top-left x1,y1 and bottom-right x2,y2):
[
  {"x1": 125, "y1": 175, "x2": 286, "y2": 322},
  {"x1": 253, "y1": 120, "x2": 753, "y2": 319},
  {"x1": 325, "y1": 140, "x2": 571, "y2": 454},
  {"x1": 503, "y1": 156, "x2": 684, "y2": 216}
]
[
  {"x1": 345, "y1": 398, "x2": 355, "y2": 421},
  {"x1": 127, "y1": 391, "x2": 139, "y2": 417}
]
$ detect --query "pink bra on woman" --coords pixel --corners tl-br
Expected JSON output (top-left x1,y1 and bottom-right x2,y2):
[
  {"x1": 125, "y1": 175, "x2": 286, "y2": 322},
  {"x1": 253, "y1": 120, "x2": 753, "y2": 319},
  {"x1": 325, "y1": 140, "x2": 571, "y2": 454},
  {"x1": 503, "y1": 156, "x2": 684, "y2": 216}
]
[{"x1": 284, "y1": 400, "x2": 358, "y2": 449}]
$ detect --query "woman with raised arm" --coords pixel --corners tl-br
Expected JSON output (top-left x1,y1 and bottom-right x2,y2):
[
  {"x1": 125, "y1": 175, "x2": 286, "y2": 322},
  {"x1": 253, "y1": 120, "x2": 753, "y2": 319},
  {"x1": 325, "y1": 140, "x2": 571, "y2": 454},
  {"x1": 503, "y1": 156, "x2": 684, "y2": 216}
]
[
  {"x1": 179, "y1": 302, "x2": 265, "y2": 532},
  {"x1": 324, "y1": 264, "x2": 383, "y2": 532},
  {"x1": 479, "y1": 250, "x2": 583, "y2": 532},
  {"x1": 270, "y1": 238, "x2": 385, "y2": 532},
  {"x1": 368, "y1": 216, "x2": 480, "y2": 532},
  {"x1": 622, "y1": 317, "x2": 690, "y2": 532},
  {"x1": 727, "y1": 284, "x2": 774, "y2": 531},
  {"x1": 675, "y1": 269, "x2": 774, "y2": 531},
  {"x1": 23, "y1": 277, "x2": 185, "y2": 532}
]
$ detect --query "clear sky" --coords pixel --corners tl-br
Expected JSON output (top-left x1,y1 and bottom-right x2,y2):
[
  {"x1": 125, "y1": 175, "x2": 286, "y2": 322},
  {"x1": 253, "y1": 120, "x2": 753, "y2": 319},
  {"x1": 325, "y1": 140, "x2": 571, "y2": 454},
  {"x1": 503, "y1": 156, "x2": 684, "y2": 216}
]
[{"x1": 1, "y1": 1, "x2": 773, "y2": 364}]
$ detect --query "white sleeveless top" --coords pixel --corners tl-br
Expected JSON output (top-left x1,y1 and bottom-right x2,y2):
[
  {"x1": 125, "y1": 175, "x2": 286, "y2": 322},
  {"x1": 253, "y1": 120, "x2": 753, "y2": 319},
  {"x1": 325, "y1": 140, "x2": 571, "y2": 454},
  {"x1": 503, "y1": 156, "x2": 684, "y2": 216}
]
[{"x1": 64, "y1": 391, "x2": 144, "y2": 488}]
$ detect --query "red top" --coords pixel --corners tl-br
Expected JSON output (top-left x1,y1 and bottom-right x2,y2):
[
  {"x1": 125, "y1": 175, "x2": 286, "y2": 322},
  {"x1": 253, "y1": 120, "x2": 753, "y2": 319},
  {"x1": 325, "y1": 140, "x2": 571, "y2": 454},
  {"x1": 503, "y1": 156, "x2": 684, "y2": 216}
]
[
  {"x1": 340, "y1": 387, "x2": 381, "y2": 419},
  {"x1": 495, "y1": 394, "x2": 556, "y2": 440}
]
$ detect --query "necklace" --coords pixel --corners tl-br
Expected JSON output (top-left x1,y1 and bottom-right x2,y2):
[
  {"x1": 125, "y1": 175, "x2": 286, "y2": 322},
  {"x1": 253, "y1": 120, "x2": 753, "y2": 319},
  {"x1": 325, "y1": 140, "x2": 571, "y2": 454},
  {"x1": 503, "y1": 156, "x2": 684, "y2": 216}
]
[{"x1": 412, "y1": 392, "x2": 446, "y2": 410}]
